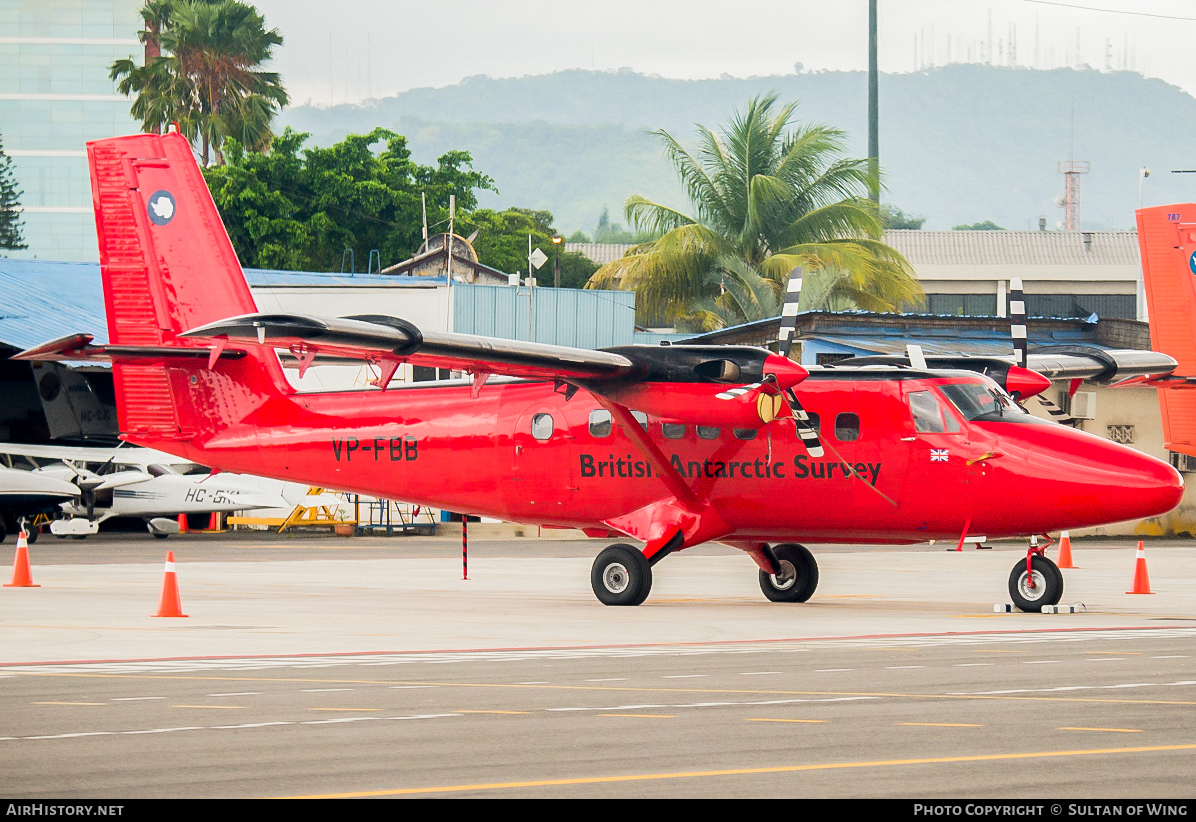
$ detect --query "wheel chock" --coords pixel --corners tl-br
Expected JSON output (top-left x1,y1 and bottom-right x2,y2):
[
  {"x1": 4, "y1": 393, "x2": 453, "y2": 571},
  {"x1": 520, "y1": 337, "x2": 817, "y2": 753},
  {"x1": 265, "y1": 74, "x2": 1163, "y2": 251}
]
[
  {"x1": 1042, "y1": 603, "x2": 1086, "y2": 614},
  {"x1": 993, "y1": 603, "x2": 1013, "y2": 613}
]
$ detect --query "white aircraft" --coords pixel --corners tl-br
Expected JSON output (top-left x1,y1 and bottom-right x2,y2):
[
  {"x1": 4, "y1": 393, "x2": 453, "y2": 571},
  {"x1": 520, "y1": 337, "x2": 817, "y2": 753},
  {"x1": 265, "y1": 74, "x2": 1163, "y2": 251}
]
[
  {"x1": 0, "y1": 466, "x2": 80, "y2": 543},
  {"x1": 0, "y1": 444, "x2": 293, "y2": 540}
]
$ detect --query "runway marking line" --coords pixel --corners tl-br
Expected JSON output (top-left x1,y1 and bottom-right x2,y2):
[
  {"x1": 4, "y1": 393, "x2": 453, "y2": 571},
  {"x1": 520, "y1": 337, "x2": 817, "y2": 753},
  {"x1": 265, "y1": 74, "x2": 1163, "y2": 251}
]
[
  {"x1": 746, "y1": 718, "x2": 826, "y2": 724},
  {"x1": 1154, "y1": 656, "x2": 1190, "y2": 659},
  {"x1": 1059, "y1": 727, "x2": 1143, "y2": 733},
  {"x1": 172, "y1": 705, "x2": 244, "y2": 709},
  {"x1": 279, "y1": 743, "x2": 1196, "y2": 797},
  {"x1": 886, "y1": 666, "x2": 925, "y2": 669},
  {"x1": 456, "y1": 710, "x2": 530, "y2": 715},
  {"x1": 955, "y1": 663, "x2": 994, "y2": 667},
  {"x1": 598, "y1": 714, "x2": 675, "y2": 718},
  {"x1": 111, "y1": 697, "x2": 164, "y2": 701},
  {"x1": 32, "y1": 702, "x2": 103, "y2": 706},
  {"x1": 13, "y1": 674, "x2": 1196, "y2": 708},
  {"x1": 5, "y1": 624, "x2": 1190, "y2": 669},
  {"x1": 901, "y1": 723, "x2": 984, "y2": 728},
  {"x1": 310, "y1": 708, "x2": 381, "y2": 712},
  {"x1": 208, "y1": 692, "x2": 261, "y2": 697}
]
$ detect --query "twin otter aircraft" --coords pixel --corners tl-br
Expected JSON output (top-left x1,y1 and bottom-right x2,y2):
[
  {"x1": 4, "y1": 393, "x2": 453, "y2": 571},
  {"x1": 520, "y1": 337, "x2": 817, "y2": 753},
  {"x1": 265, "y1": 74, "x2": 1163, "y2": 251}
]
[{"x1": 17, "y1": 132, "x2": 1195, "y2": 610}]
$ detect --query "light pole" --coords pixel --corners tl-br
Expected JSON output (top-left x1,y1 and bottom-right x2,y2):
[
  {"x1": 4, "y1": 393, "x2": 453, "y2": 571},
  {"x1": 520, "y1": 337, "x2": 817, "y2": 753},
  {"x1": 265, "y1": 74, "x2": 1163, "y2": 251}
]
[{"x1": 551, "y1": 234, "x2": 563, "y2": 288}]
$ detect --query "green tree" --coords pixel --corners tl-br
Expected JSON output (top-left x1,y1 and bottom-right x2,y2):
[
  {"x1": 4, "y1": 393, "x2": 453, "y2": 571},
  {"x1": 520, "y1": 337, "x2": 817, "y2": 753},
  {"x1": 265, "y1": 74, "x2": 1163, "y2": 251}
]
[
  {"x1": 587, "y1": 94, "x2": 922, "y2": 328},
  {"x1": 0, "y1": 134, "x2": 25, "y2": 252},
  {"x1": 881, "y1": 204, "x2": 926, "y2": 230},
  {"x1": 203, "y1": 127, "x2": 496, "y2": 271},
  {"x1": 110, "y1": 0, "x2": 288, "y2": 165},
  {"x1": 952, "y1": 220, "x2": 1004, "y2": 230},
  {"x1": 454, "y1": 208, "x2": 598, "y2": 286},
  {"x1": 592, "y1": 205, "x2": 656, "y2": 243}
]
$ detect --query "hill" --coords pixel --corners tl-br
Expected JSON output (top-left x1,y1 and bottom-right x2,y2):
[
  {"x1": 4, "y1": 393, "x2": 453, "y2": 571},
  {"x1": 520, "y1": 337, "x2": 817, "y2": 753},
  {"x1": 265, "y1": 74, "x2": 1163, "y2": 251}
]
[{"x1": 277, "y1": 65, "x2": 1196, "y2": 234}]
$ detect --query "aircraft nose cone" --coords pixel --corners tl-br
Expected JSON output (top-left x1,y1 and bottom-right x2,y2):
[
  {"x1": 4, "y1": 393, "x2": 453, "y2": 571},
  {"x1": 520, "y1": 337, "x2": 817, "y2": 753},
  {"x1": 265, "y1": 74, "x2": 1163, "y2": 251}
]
[{"x1": 1067, "y1": 441, "x2": 1184, "y2": 526}]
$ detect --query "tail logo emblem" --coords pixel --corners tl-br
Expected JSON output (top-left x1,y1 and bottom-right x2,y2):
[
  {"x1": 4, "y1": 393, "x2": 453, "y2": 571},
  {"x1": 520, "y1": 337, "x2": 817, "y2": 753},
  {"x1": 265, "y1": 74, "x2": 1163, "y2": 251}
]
[
  {"x1": 148, "y1": 190, "x2": 176, "y2": 225},
  {"x1": 1189, "y1": 250, "x2": 1196, "y2": 276}
]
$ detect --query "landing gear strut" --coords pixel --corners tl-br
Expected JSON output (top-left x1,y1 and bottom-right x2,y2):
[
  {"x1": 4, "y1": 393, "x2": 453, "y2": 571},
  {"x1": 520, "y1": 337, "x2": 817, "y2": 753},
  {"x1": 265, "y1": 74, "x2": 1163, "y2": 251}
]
[
  {"x1": 1008, "y1": 540, "x2": 1063, "y2": 612},
  {"x1": 591, "y1": 543, "x2": 653, "y2": 606},
  {"x1": 759, "y1": 543, "x2": 819, "y2": 602}
]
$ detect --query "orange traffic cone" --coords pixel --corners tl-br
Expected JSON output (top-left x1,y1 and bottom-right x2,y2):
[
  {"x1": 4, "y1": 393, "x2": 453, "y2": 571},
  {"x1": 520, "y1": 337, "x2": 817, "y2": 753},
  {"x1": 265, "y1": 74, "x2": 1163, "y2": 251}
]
[
  {"x1": 1126, "y1": 541, "x2": 1153, "y2": 595},
  {"x1": 152, "y1": 550, "x2": 188, "y2": 617},
  {"x1": 206, "y1": 512, "x2": 220, "y2": 532},
  {"x1": 4, "y1": 529, "x2": 39, "y2": 588},
  {"x1": 176, "y1": 513, "x2": 188, "y2": 534},
  {"x1": 1057, "y1": 530, "x2": 1075, "y2": 569}
]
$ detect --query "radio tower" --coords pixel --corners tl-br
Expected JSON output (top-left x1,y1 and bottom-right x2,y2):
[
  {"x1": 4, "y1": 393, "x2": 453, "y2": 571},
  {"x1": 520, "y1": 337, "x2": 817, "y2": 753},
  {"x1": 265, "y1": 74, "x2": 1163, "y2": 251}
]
[{"x1": 1058, "y1": 160, "x2": 1089, "y2": 231}]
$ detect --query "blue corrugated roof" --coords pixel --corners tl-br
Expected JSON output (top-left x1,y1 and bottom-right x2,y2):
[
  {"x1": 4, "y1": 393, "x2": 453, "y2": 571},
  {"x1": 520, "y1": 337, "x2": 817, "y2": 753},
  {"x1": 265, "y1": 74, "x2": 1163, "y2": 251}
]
[
  {"x1": 0, "y1": 259, "x2": 109, "y2": 351},
  {"x1": 0, "y1": 259, "x2": 451, "y2": 351}
]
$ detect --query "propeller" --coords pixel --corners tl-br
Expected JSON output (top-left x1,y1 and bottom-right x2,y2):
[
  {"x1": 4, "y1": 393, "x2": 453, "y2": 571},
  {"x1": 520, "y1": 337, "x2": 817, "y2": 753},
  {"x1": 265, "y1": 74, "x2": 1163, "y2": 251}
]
[
  {"x1": 777, "y1": 266, "x2": 825, "y2": 457},
  {"x1": 1009, "y1": 277, "x2": 1077, "y2": 425}
]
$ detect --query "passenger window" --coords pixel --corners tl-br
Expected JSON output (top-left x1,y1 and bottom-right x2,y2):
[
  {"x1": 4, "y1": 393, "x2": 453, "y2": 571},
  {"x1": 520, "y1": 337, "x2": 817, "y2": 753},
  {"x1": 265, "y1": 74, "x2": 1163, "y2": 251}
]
[
  {"x1": 531, "y1": 413, "x2": 554, "y2": 440},
  {"x1": 588, "y1": 409, "x2": 612, "y2": 437},
  {"x1": 733, "y1": 428, "x2": 758, "y2": 440},
  {"x1": 908, "y1": 390, "x2": 961, "y2": 433},
  {"x1": 834, "y1": 412, "x2": 860, "y2": 442},
  {"x1": 697, "y1": 426, "x2": 720, "y2": 440},
  {"x1": 662, "y1": 423, "x2": 686, "y2": 439},
  {"x1": 632, "y1": 410, "x2": 648, "y2": 430}
]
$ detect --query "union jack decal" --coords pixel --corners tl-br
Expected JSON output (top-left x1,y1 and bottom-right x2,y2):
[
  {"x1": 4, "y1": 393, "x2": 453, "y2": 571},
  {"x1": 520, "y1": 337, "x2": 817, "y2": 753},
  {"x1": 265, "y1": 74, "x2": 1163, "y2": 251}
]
[{"x1": 930, "y1": 449, "x2": 950, "y2": 462}]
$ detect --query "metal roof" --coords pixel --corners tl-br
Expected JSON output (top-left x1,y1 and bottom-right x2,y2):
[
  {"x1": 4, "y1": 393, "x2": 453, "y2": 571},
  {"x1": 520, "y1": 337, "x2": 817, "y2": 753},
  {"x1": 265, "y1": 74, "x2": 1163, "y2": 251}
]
[
  {"x1": 882, "y1": 229, "x2": 1140, "y2": 266},
  {"x1": 571, "y1": 231, "x2": 1142, "y2": 268},
  {"x1": 0, "y1": 260, "x2": 452, "y2": 352},
  {"x1": 0, "y1": 259, "x2": 109, "y2": 352}
]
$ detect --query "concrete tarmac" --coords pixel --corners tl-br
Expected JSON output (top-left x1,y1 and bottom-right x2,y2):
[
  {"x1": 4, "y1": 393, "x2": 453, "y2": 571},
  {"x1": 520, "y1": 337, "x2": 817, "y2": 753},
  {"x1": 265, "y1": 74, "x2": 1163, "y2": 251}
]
[{"x1": 2, "y1": 533, "x2": 1195, "y2": 797}]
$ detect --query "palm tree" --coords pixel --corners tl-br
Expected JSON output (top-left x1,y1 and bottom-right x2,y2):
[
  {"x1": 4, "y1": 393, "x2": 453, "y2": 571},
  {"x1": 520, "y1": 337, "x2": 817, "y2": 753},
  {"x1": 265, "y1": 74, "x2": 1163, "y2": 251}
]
[
  {"x1": 110, "y1": 1, "x2": 288, "y2": 165},
  {"x1": 587, "y1": 94, "x2": 923, "y2": 329}
]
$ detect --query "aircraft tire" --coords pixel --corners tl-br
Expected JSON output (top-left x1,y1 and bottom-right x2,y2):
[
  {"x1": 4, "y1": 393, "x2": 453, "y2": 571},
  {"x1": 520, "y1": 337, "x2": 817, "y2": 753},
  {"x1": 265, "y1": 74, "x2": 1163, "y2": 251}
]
[
  {"x1": 1008, "y1": 555, "x2": 1064, "y2": 612},
  {"x1": 152, "y1": 531, "x2": 170, "y2": 540},
  {"x1": 591, "y1": 544, "x2": 652, "y2": 606},
  {"x1": 25, "y1": 526, "x2": 38, "y2": 545},
  {"x1": 759, "y1": 543, "x2": 818, "y2": 603}
]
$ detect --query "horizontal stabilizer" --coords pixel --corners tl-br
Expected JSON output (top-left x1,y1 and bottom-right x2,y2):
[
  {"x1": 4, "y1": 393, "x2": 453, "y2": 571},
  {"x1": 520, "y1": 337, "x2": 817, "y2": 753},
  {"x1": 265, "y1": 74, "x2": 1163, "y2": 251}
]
[{"x1": 14, "y1": 333, "x2": 246, "y2": 364}]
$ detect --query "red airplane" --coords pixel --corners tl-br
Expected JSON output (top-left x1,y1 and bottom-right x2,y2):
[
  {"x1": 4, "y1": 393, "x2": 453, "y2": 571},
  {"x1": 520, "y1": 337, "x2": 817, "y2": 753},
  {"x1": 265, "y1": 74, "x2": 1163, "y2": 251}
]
[{"x1": 14, "y1": 133, "x2": 1191, "y2": 612}]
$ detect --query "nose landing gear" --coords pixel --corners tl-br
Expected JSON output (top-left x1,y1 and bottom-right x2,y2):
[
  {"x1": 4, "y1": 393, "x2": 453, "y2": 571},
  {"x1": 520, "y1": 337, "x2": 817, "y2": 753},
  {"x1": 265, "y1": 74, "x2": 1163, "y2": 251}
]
[{"x1": 1009, "y1": 538, "x2": 1064, "y2": 612}]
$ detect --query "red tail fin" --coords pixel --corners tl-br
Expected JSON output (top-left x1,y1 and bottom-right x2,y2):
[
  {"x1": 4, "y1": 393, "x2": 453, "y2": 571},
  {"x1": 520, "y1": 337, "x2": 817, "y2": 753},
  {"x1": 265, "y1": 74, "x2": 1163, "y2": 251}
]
[
  {"x1": 88, "y1": 132, "x2": 288, "y2": 445},
  {"x1": 1136, "y1": 204, "x2": 1196, "y2": 456}
]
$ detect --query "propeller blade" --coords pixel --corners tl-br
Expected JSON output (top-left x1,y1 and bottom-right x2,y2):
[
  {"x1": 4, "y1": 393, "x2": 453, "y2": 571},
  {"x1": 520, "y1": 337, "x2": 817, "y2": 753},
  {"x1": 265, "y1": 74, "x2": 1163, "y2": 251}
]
[
  {"x1": 777, "y1": 266, "x2": 803, "y2": 359},
  {"x1": 1035, "y1": 394, "x2": 1078, "y2": 426},
  {"x1": 1009, "y1": 277, "x2": 1027, "y2": 366},
  {"x1": 785, "y1": 388, "x2": 825, "y2": 458}
]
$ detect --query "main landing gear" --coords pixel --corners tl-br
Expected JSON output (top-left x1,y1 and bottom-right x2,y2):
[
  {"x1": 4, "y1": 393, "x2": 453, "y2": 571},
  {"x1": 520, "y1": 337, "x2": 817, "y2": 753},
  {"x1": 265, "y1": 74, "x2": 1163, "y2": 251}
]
[
  {"x1": 759, "y1": 543, "x2": 819, "y2": 603},
  {"x1": 1008, "y1": 546, "x2": 1064, "y2": 613},
  {"x1": 591, "y1": 544, "x2": 653, "y2": 606},
  {"x1": 589, "y1": 541, "x2": 822, "y2": 606}
]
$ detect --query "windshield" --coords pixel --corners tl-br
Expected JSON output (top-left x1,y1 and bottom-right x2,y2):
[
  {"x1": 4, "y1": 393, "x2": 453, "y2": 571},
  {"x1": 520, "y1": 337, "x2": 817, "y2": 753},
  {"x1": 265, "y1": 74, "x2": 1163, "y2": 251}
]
[{"x1": 938, "y1": 381, "x2": 1027, "y2": 421}]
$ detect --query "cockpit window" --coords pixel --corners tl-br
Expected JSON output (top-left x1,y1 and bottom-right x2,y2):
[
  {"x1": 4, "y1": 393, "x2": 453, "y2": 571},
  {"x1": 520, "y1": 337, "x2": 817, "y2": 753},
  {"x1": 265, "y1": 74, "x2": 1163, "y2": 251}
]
[
  {"x1": 939, "y1": 382, "x2": 1026, "y2": 421},
  {"x1": 908, "y1": 390, "x2": 961, "y2": 433}
]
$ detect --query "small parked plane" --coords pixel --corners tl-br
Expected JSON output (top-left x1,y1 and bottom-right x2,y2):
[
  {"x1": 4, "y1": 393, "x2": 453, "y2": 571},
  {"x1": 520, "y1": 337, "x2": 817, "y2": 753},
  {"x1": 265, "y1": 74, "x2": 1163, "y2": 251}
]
[
  {"x1": 13, "y1": 132, "x2": 1191, "y2": 610},
  {"x1": 0, "y1": 465, "x2": 79, "y2": 543},
  {"x1": 0, "y1": 443, "x2": 291, "y2": 540}
]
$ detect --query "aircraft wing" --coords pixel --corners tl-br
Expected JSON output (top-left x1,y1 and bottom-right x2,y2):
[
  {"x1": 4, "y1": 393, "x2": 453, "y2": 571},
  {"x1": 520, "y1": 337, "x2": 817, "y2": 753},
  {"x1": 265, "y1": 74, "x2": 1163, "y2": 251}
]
[
  {"x1": 179, "y1": 313, "x2": 636, "y2": 382},
  {"x1": 0, "y1": 443, "x2": 194, "y2": 468}
]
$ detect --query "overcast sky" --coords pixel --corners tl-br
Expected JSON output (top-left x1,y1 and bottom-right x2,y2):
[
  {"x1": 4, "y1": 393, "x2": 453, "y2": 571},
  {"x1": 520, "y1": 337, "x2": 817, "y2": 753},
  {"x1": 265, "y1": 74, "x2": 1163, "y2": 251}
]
[{"x1": 252, "y1": 0, "x2": 1196, "y2": 107}]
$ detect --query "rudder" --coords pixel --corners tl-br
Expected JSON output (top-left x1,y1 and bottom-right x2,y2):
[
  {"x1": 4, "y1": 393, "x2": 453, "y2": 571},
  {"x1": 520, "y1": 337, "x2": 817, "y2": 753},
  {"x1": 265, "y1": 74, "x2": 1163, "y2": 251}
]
[
  {"x1": 1136, "y1": 204, "x2": 1196, "y2": 456},
  {"x1": 89, "y1": 132, "x2": 288, "y2": 445}
]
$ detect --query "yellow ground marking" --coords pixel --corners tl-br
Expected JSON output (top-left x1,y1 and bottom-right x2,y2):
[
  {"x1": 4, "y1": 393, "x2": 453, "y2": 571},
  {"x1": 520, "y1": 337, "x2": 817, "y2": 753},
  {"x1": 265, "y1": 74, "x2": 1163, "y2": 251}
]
[
  {"x1": 309, "y1": 708, "x2": 381, "y2": 712},
  {"x1": 32, "y1": 701, "x2": 103, "y2": 706},
  {"x1": 14, "y1": 672, "x2": 1196, "y2": 708},
  {"x1": 1059, "y1": 727, "x2": 1143, "y2": 733},
  {"x1": 280, "y1": 743, "x2": 1196, "y2": 798},
  {"x1": 171, "y1": 705, "x2": 244, "y2": 709},
  {"x1": 821, "y1": 595, "x2": 888, "y2": 599},
  {"x1": 972, "y1": 650, "x2": 1027, "y2": 653},
  {"x1": 598, "y1": 714, "x2": 676, "y2": 718},
  {"x1": 456, "y1": 710, "x2": 530, "y2": 715},
  {"x1": 746, "y1": 718, "x2": 827, "y2": 724},
  {"x1": 901, "y1": 722, "x2": 984, "y2": 727}
]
